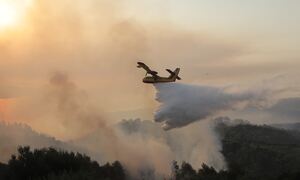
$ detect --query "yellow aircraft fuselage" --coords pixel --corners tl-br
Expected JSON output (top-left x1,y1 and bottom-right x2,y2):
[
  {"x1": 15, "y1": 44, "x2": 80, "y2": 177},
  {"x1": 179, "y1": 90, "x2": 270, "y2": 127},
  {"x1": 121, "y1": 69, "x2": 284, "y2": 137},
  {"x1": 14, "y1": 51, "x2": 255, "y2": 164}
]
[{"x1": 143, "y1": 76, "x2": 176, "y2": 83}]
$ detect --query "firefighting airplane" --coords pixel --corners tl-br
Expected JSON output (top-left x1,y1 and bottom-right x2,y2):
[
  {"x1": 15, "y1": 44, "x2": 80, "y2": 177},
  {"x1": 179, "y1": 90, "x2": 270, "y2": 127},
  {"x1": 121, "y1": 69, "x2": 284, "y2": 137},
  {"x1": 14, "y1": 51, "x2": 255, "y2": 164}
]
[{"x1": 137, "y1": 62, "x2": 181, "y2": 83}]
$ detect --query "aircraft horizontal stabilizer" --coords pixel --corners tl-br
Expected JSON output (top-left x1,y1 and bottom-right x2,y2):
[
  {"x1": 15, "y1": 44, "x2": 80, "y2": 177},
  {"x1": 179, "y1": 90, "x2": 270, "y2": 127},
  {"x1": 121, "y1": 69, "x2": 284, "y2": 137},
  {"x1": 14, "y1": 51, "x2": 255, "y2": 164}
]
[
  {"x1": 166, "y1": 69, "x2": 181, "y2": 80},
  {"x1": 166, "y1": 69, "x2": 173, "y2": 74}
]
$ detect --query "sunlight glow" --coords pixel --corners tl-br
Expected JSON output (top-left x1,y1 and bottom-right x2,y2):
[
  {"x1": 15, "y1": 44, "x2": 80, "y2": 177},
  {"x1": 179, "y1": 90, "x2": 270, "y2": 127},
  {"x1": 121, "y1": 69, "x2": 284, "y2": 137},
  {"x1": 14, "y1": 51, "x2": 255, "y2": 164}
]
[
  {"x1": 0, "y1": 1, "x2": 18, "y2": 28},
  {"x1": 0, "y1": 0, "x2": 33, "y2": 30}
]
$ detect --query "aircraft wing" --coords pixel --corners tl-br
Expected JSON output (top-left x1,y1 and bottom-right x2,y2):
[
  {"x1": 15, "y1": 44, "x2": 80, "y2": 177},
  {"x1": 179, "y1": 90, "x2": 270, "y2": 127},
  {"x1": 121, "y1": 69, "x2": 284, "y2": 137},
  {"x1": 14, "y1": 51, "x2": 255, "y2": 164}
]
[{"x1": 137, "y1": 62, "x2": 159, "y2": 77}]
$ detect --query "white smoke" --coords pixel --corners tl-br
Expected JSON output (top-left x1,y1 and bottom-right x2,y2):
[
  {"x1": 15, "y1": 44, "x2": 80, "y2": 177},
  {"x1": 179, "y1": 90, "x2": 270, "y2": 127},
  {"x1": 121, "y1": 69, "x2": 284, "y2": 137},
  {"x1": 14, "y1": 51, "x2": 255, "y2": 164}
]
[{"x1": 154, "y1": 83, "x2": 267, "y2": 130}]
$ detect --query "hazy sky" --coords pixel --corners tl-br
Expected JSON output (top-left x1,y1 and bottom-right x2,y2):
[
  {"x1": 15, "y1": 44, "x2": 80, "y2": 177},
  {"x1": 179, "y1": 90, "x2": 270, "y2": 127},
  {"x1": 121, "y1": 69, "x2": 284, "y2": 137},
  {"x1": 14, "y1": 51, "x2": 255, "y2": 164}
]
[
  {"x1": 0, "y1": 0, "x2": 299, "y2": 139},
  {"x1": 123, "y1": 0, "x2": 300, "y2": 89},
  {"x1": 125, "y1": 0, "x2": 300, "y2": 67}
]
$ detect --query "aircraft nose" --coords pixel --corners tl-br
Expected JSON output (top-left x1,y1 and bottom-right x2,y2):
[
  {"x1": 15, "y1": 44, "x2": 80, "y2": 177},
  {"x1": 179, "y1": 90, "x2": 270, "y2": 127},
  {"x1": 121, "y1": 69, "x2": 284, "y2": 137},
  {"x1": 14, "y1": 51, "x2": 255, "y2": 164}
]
[{"x1": 143, "y1": 77, "x2": 150, "y2": 83}]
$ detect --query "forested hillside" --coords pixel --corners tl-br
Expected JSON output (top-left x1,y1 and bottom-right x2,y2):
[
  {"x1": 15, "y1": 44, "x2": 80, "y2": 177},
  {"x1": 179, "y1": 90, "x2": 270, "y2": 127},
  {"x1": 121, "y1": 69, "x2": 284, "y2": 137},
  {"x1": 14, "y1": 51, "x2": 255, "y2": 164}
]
[
  {"x1": 1, "y1": 120, "x2": 300, "y2": 180},
  {"x1": 171, "y1": 122, "x2": 300, "y2": 180},
  {"x1": 0, "y1": 146, "x2": 125, "y2": 180},
  {"x1": 0, "y1": 122, "x2": 84, "y2": 162},
  {"x1": 218, "y1": 122, "x2": 300, "y2": 180}
]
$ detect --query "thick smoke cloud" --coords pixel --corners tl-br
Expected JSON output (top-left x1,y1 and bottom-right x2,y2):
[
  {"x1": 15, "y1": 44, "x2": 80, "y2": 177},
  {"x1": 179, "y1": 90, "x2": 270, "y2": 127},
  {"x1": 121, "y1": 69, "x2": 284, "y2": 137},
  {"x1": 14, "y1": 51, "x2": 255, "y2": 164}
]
[
  {"x1": 116, "y1": 118, "x2": 227, "y2": 172},
  {"x1": 46, "y1": 72, "x2": 107, "y2": 139},
  {"x1": 154, "y1": 83, "x2": 267, "y2": 130},
  {"x1": 0, "y1": 0, "x2": 249, "y2": 123},
  {"x1": 11, "y1": 72, "x2": 110, "y2": 140}
]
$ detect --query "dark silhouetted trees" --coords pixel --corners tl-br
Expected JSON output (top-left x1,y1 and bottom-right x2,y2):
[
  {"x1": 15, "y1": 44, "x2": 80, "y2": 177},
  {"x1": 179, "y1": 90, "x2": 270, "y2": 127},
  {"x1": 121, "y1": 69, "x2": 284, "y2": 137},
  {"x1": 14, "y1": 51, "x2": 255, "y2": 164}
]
[
  {"x1": 219, "y1": 124, "x2": 300, "y2": 180},
  {"x1": 172, "y1": 161, "x2": 235, "y2": 180},
  {"x1": 0, "y1": 146, "x2": 125, "y2": 180}
]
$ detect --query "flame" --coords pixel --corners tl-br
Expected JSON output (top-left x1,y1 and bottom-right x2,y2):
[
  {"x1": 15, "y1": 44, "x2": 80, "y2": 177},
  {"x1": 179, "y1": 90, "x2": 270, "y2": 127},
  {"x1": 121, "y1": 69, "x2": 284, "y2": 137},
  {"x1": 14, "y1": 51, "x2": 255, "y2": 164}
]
[{"x1": 0, "y1": 98, "x2": 16, "y2": 122}]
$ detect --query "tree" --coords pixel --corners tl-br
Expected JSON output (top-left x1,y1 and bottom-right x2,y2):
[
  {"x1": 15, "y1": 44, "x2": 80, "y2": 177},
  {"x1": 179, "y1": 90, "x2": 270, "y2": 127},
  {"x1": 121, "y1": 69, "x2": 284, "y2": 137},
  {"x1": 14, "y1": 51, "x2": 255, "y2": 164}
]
[{"x1": 4, "y1": 146, "x2": 126, "y2": 180}]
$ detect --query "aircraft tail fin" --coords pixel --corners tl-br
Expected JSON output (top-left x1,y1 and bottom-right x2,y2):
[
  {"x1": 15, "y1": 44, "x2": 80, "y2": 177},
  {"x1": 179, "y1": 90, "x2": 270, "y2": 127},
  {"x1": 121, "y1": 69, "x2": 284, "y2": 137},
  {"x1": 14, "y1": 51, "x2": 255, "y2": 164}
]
[{"x1": 166, "y1": 68, "x2": 181, "y2": 81}]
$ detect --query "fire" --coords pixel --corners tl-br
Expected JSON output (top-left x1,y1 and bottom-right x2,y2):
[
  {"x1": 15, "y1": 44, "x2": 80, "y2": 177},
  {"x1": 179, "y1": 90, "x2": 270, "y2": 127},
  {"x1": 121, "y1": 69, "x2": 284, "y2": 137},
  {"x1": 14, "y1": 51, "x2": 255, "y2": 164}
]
[{"x1": 0, "y1": 98, "x2": 16, "y2": 122}]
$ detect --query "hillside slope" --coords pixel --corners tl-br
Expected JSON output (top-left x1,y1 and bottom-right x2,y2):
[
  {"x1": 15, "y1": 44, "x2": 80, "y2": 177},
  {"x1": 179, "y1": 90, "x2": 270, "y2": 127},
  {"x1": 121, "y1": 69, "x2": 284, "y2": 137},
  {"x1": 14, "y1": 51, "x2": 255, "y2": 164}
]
[
  {"x1": 0, "y1": 122, "x2": 80, "y2": 162},
  {"x1": 217, "y1": 123, "x2": 300, "y2": 180}
]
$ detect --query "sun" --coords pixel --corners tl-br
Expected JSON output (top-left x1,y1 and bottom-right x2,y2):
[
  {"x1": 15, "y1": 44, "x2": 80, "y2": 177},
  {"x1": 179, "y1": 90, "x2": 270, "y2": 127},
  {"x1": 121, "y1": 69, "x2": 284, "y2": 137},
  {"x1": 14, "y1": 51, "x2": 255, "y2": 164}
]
[{"x1": 0, "y1": 1, "x2": 19, "y2": 29}]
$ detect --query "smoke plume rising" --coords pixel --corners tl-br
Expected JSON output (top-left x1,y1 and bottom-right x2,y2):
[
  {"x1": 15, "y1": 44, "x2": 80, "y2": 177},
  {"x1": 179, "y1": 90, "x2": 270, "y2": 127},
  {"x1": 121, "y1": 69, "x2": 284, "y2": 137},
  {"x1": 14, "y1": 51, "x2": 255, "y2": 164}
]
[{"x1": 154, "y1": 83, "x2": 268, "y2": 130}]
